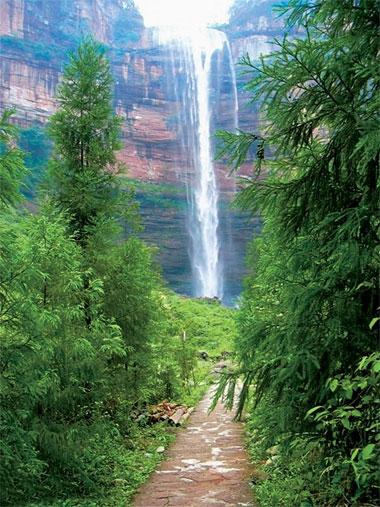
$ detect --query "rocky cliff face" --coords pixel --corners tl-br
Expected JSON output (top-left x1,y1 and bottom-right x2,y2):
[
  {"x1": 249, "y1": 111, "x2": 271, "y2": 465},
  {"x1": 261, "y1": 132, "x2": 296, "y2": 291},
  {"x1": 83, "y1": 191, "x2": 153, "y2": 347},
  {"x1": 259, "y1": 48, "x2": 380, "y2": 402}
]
[
  {"x1": 0, "y1": 0, "x2": 144, "y2": 126},
  {"x1": 227, "y1": 0, "x2": 285, "y2": 140},
  {"x1": 1, "y1": 0, "x2": 143, "y2": 43},
  {"x1": 0, "y1": 0, "x2": 284, "y2": 187},
  {"x1": 0, "y1": 0, "x2": 284, "y2": 301}
]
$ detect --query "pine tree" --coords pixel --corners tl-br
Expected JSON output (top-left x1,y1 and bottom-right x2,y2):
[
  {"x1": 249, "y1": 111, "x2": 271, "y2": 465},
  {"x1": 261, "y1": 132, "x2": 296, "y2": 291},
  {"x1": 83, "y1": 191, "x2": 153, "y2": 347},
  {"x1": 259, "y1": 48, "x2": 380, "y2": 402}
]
[
  {"x1": 0, "y1": 109, "x2": 28, "y2": 210},
  {"x1": 45, "y1": 36, "x2": 160, "y2": 410},
  {"x1": 218, "y1": 0, "x2": 380, "y2": 502},
  {"x1": 0, "y1": 110, "x2": 126, "y2": 503},
  {"x1": 46, "y1": 37, "x2": 139, "y2": 327},
  {"x1": 47, "y1": 37, "x2": 129, "y2": 246}
]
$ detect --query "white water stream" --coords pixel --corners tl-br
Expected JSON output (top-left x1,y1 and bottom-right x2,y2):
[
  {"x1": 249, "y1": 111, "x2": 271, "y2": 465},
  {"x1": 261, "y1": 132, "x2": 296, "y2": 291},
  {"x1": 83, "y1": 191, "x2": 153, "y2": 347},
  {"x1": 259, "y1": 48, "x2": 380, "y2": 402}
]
[{"x1": 158, "y1": 27, "x2": 238, "y2": 299}]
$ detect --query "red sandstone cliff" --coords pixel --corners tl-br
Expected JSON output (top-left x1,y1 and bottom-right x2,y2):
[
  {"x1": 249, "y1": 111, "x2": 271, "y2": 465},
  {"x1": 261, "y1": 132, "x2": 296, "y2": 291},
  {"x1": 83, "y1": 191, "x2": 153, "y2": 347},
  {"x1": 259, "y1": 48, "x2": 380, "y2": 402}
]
[{"x1": 0, "y1": 0, "x2": 283, "y2": 188}]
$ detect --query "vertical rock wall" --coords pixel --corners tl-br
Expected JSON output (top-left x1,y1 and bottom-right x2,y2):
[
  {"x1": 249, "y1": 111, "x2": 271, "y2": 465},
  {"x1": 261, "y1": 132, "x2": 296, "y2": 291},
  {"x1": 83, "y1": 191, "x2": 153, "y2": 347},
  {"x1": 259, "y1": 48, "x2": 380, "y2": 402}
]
[{"x1": 0, "y1": 0, "x2": 284, "y2": 301}]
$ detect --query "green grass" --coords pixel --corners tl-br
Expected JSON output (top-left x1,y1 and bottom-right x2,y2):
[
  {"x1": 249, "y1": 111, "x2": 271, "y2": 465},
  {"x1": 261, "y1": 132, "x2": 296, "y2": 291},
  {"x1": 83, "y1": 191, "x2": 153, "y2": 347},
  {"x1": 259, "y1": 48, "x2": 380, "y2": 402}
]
[
  {"x1": 167, "y1": 293, "x2": 237, "y2": 359},
  {"x1": 27, "y1": 423, "x2": 175, "y2": 507}
]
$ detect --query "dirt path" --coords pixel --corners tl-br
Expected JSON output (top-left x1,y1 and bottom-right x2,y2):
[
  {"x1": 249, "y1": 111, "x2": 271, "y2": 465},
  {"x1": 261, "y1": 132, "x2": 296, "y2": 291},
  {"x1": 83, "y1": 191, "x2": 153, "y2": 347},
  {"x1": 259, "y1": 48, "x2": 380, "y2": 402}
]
[{"x1": 133, "y1": 387, "x2": 254, "y2": 507}]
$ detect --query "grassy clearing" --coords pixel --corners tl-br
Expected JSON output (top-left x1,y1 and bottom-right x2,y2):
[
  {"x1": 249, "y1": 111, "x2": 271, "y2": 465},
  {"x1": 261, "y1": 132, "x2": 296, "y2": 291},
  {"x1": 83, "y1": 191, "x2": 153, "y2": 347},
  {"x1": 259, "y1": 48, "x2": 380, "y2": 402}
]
[{"x1": 167, "y1": 293, "x2": 237, "y2": 359}]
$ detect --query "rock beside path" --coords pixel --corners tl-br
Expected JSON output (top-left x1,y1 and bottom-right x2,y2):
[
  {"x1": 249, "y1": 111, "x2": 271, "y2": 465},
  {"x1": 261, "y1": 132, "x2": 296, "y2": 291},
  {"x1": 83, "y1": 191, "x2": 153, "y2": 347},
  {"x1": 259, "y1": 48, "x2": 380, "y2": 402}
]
[{"x1": 133, "y1": 388, "x2": 255, "y2": 507}]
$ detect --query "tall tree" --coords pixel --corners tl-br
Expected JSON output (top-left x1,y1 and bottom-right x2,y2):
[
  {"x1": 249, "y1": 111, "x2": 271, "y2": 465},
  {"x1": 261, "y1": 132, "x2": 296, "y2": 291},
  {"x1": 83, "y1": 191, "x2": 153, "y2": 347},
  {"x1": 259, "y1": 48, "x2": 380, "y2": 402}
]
[
  {"x1": 46, "y1": 36, "x2": 160, "y2": 404},
  {"x1": 46, "y1": 37, "x2": 139, "y2": 327},
  {"x1": 218, "y1": 0, "x2": 379, "y2": 503},
  {"x1": 47, "y1": 37, "x2": 129, "y2": 245}
]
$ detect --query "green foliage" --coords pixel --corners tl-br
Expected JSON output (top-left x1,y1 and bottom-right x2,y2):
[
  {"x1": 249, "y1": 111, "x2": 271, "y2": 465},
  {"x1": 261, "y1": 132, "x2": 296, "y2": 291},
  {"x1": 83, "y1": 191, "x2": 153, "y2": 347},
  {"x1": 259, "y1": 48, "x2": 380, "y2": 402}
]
[
  {"x1": 27, "y1": 424, "x2": 174, "y2": 507},
  {"x1": 246, "y1": 353, "x2": 380, "y2": 506},
  {"x1": 95, "y1": 238, "x2": 164, "y2": 406},
  {"x1": 245, "y1": 354, "x2": 380, "y2": 506},
  {"x1": 131, "y1": 289, "x2": 235, "y2": 408},
  {"x1": 46, "y1": 36, "x2": 131, "y2": 244},
  {"x1": 166, "y1": 294, "x2": 237, "y2": 359},
  {"x1": 0, "y1": 204, "x2": 95, "y2": 503},
  {"x1": 0, "y1": 39, "x2": 238, "y2": 506},
  {"x1": 134, "y1": 180, "x2": 187, "y2": 211},
  {"x1": 305, "y1": 353, "x2": 380, "y2": 502},
  {"x1": 218, "y1": 0, "x2": 380, "y2": 504},
  {"x1": 216, "y1": 129, "x2": 265, "y2": 175},
  {"x1": 0, "y1": 109, "x2": 28, "y2": 209}
]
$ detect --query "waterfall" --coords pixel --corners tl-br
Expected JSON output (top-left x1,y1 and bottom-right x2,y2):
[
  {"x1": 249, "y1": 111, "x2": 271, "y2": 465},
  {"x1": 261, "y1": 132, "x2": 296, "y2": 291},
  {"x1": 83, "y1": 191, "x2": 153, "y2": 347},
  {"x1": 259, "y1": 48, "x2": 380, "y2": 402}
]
[
  {"x1": 157, "y1": 27, "x2": 238, "y2": 300},
  {"x1": 225, "y1": 41, "x2": 239, "y2": 132}
]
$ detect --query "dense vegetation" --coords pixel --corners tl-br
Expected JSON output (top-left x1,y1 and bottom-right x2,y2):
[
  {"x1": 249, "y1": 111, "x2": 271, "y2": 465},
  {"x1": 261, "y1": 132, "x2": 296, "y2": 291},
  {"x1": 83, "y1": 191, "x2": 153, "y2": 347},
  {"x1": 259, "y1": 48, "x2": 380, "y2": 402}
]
[
  {"x1": 2, "y1": 1, "x2": 379, "y2": 505},
  {"x1": 217, "y1": 1, "x2": 379, "y2": 505},
  {"x1": 0, "y1": 39, "x2": 236, "y2": 506}
]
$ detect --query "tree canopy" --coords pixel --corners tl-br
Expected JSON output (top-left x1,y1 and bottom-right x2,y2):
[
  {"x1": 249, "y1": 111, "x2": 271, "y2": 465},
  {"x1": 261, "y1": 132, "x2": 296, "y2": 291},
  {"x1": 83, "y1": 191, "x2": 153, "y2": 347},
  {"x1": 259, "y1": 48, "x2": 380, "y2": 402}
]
[{"x1": 217, "y1": 0, "x2": 380, "y2": 504}]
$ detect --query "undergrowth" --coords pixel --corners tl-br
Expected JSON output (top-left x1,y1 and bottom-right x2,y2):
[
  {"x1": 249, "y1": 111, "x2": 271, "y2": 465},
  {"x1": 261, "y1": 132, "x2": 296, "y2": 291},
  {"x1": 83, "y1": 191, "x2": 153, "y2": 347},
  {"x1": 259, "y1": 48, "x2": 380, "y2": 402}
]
[
  {"x1": 27, "y1": 423, "x2": 174, "y2": 507},
  {"x1": 20, "y1": 295, "x2": 236, "y2": 506}
]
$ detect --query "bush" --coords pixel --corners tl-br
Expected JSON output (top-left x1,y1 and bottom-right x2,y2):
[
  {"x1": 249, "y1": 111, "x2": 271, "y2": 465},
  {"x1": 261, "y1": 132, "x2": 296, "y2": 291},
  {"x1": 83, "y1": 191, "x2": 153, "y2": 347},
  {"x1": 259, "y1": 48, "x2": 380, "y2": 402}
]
[{"x1": 305, "y1": 353, "x2": 380, "y2": 503}]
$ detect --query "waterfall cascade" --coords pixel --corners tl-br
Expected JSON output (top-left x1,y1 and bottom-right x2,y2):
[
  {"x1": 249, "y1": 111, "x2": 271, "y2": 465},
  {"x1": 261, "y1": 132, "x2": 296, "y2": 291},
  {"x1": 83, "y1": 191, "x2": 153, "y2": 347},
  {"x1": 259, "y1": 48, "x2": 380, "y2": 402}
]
[{"x1": 157, "y1": 27, "x2": 238, "y2": 300}]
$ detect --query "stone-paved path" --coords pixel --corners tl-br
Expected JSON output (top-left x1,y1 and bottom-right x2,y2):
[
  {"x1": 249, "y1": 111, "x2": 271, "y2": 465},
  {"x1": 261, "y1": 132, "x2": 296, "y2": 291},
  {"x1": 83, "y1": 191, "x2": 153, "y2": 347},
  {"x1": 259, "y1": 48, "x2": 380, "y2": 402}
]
[{"x1": 133, "y1": 387, "x2": 254, "y2": 507}]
